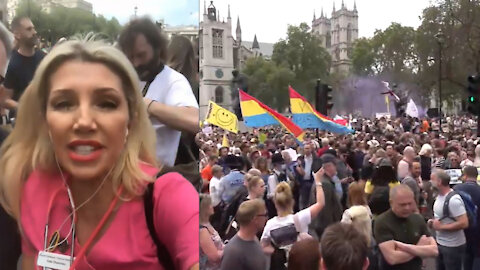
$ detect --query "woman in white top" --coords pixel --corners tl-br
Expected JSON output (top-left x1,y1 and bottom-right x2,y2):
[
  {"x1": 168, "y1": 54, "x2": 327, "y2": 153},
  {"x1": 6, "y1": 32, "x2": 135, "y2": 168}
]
[
  {"x1": 261, "y1": 168, "x2": 325, "y2": 269},
  {"x1": 341, "y1": 181, "x2": 372, "y2": 247}
]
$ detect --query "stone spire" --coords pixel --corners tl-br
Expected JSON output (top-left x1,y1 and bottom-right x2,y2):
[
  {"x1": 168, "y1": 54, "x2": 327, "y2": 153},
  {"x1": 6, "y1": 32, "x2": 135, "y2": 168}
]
[
  {"x1": 313, "y1": 10, "x2": 316, "y2": 21},
  {"x1": 354, "y1": 0, "x2": 357, "y2": 11},
  {"x1": 228, "y1": 4, "x2": 231, "y2": 19},
  {"x1": 204, "y1": 0, "x2": 206, "y2": 14},
  {"x1": 252, "y1": 34, "x2": 259, "y2": 49},
  {"x1": 236, "y1": 16, "x2": 241, "y2": 44},
  {"x1": 342, "y1": 0, "x2": 345, "y2": 9},
  {"x1": 333, "y1": 1, "x2": 335, "y2": 12},
  {"x1": 321, "y1": 7, "x2": 324, "y2": 18}
]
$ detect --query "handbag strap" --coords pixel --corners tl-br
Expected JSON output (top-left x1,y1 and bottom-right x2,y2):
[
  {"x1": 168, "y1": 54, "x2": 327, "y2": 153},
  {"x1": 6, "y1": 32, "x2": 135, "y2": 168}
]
[{"x1": 143, "y1": 170, "x2": 176, "y2": 269}]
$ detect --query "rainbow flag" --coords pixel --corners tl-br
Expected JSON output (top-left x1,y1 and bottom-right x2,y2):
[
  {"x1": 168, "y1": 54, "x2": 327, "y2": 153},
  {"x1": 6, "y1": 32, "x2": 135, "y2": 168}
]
[
  {"x1": 239, "y1": 90, "x2": 305, "y2": 141},
  {"x1": 289, "y1": 86, "x2": 353, "y2": 134}
]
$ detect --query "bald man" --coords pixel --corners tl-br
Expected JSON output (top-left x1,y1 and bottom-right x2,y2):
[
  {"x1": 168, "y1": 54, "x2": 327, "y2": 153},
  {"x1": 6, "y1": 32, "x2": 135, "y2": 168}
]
[
  {"x1": 374, "y1": 184, "x2": 438, "y2": 270},
  {"x1": 398, "y1": 146, "x2": 416, "y2": 180}
]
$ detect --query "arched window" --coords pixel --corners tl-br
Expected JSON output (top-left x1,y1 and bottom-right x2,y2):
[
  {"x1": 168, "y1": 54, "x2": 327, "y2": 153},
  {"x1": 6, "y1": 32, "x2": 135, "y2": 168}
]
[
  {"x1": 347, "y1": 23, "x2": 352, "y2": 44},
  {"x1": 326, "y1": 33, "x2": 331, "y2": 48},
  {"x1": 335, "y1": 24, "x2": 340, "y2": 43},
  {"x1": 215, "y1": 86, "x2": 224, "y2": 103}
]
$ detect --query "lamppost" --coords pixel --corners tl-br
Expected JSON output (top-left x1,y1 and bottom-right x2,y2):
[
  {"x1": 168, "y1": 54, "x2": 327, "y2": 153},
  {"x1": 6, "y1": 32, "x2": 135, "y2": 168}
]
[{"x1": 435, "y1": 30, "x2": 445, "y2": 126}]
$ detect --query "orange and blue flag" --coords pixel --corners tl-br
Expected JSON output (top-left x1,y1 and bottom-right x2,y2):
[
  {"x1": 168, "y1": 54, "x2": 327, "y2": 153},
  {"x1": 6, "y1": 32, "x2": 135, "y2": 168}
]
[
  {"x1": 289, "y1": 86, "x2": 353, "y2": 134},
  {"x1": 239, "y1": 90, "x2": 305, "y2": 142}
]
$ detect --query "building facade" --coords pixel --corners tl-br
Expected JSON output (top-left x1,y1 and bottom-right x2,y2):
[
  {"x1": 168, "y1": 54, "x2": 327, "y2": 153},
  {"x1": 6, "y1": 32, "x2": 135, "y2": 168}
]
[
  {"x1": 163, "y1": 25, "x2": 199, "y2": 43},
  {"x1": 199, "y1": 1, "x2": 273, "y2": 118},
  {"x1": 312, "y1": 0, "x2": 358, "y2": 73},
  {"x1": 199, "y1": 2, "x2": 236, "y2": 118}
]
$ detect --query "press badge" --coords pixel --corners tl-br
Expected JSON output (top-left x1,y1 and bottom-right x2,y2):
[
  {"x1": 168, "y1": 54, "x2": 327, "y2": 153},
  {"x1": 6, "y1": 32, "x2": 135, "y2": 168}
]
[{"x1": 37, "y1": 251, "x2": 72, "y2": 270}]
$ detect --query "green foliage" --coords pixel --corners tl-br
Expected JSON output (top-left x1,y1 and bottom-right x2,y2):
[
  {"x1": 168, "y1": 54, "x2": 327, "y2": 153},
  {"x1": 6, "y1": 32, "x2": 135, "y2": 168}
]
[
  {"x1": 350, "y1": 0, "x2": 480, "y2": 108},
  {"x1": 272, "y1": 23, "x2": 331, "y2": 101},
  {"x1": 241, "y1": 23, "x2": 330, "y2": 112},
  {"x1": 15, "y1": 0, "x2": 121, "y2": 44},
  {"x1": 242, "y1": 57, "x2": 294, "y2": 111}
]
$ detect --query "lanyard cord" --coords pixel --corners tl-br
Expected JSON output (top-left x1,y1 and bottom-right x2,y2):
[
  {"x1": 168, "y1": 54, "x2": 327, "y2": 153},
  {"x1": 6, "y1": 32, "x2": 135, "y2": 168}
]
[{"x1": 68, "y1": 185, "x2": 123, "y2": 270}]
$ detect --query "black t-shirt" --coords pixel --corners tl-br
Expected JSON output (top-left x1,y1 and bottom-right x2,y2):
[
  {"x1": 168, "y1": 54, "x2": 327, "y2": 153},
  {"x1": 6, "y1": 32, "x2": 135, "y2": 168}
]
[
  {"x1": 374, "y1": 209, "x2": 430, "y2": 270},
  {"x1": 4, "y1": 49, "x2": 45, "y2": 101}
]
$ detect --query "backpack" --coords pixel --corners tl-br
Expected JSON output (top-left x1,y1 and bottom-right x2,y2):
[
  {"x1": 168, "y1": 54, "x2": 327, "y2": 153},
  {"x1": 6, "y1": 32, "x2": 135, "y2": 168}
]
[
  {"x1": 143, "y1": 171, "x2": 176, "y2": 270},
  {"x1": 441, "y1": 191, "x2": 478, "y2": 230}
]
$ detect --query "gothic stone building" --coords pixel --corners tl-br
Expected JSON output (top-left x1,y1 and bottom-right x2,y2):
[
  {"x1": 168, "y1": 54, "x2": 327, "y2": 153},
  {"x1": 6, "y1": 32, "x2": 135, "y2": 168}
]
[
  {"x1": 199, "y1": 1, "x2": 261, "y2": 118},
  {"x1": 312, "y1": 0, "x2": 358, "y2": 73}
]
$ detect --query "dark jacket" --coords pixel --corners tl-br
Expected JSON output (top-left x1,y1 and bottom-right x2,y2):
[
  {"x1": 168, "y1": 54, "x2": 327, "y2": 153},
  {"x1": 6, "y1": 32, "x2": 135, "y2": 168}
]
[
  {"x1": 297, "y1": 153, "x2": 323, "y2": 181},
  {"x1": 308, "y1": 174, "x2": 343, "y2": 238},
  {"x1": 420, "y1": 155, "x2": 432, "y2": 181}
]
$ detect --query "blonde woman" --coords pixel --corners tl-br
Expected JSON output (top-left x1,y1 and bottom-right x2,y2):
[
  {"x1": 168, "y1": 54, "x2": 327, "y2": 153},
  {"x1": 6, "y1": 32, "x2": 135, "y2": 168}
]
[
  {"x1": 199, "y1": 194, "x2": 223, "y2": 270},
  {"x1": 261, "y1": 168, "x2": 325, "y2": 270},
  {"x1": 0, "y1": 40, "x2": 199, "y2": 270}
]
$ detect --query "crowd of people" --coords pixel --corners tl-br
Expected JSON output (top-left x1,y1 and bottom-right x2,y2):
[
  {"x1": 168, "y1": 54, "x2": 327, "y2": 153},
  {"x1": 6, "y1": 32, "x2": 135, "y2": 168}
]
[
  {"x1": 0, "y1": 15, "x2": 200, "y2": 270},
  {"x1": 197, "y1": 115, "x2": 480, "y2": 270}
]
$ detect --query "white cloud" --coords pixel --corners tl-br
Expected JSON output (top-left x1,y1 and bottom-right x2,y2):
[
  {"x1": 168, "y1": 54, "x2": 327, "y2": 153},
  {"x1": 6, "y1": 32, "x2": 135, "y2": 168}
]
[{"x1": 200, "y1": 0, "x2": 433, "y2": 43}]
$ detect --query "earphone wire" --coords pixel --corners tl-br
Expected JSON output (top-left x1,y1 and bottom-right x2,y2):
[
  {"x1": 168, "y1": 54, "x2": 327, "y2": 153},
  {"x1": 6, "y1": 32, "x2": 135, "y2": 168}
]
[{"x1": 46, "y1": 155, "x2": 114, "y2": 251}]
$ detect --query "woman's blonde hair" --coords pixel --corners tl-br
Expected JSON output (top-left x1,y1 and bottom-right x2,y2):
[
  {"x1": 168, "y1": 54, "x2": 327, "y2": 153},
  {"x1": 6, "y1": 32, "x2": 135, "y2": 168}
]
[
  {"x1": 343, "y1": 205, "x2": 372, "y2": 247},
  {"x1": 274, "y1": 182, "x2": 294, "y2": 212},
  {"x1": 347, "y1": 181, "x2": 367, "y2": 207},
  {"x1": 0, "y1": 40, "x2": 157, "y2": 219}
]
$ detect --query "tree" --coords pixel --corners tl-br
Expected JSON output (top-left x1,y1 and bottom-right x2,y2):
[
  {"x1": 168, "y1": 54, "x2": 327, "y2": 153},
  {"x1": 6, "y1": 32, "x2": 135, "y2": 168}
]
[
  {"x1": 15, "y1": 0, "x2": 122, "y2": 44},
  {"x1": 272, "y1": 23, "x2": 331, "y2": 102},
  {"x1": 242, "y1": 57, "x2": 294, "y2": 111}
]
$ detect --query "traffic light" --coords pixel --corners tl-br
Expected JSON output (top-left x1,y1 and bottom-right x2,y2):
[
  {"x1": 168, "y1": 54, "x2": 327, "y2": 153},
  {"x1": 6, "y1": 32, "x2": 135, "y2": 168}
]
[
  {"x1": 466, "y1": 75, "x2": 480, "y2": 115},
  {"x1": 315, "y1": 80, "x2": 323, "y2": 113},
  {"x1": 324, "y1": 84, "x2": 334, "y2": 112},
  {"x1": 315, "y1": 80, "x2": 334, "y2": 115}
]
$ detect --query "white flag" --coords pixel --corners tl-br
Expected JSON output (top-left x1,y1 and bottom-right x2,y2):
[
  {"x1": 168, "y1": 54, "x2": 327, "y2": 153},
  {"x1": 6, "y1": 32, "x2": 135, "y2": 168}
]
[{"x1": 406, "y1": 99, "x2": 419, "y2": 118}]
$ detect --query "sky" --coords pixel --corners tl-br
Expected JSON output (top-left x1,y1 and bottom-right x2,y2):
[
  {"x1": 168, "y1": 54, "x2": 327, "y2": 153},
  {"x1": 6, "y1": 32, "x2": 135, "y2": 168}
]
[
  {"x1": 200, "y1": 0, "x2": 434, "y2": 43},
  {"x1": 88, "y1": 0, "x2": 199, "y2": 26}
]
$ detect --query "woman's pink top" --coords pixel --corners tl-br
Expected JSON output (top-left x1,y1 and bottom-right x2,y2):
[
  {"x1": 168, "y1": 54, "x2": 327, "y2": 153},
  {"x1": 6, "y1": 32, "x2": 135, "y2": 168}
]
[{"x1": 21, "y1": 163, "x2": 199, "y2": 270}]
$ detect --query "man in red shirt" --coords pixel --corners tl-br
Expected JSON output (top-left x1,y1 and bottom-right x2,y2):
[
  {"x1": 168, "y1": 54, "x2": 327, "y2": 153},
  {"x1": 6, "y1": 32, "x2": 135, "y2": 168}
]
[{"x1": 201, "y1": 155, "x2": 218, "y2": 193}]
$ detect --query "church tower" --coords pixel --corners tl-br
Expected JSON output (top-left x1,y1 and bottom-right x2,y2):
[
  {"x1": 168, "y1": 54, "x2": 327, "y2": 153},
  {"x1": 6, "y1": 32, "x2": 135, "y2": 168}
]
[
  {"x1": 312, "y1": 0, "x2": 358, "y2": 73},
  {"x1": 199, "y1": 1, "x2": 235, "y2": 117}
]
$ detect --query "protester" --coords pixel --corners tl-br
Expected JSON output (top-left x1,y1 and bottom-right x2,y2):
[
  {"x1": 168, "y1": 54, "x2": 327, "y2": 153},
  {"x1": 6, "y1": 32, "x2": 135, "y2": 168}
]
[
  {"x1": 320, "y1": 223, "x2": 370, "y2": 270},
  {"x1": 374, "y1": 185, "x2": 438, "y2": 270},
  {"x1": 261, "y1": 167, "x2": 325, "y2": 269},
  {"x1": 118, "y1": 17, "x2": 199, "y2": 167},
  {"x1": 296, "y1": 143, "x2": 322, "y2": 210},
  {"x1": 0, "y1": 40, "x2": 199, "y2": 269},
  {"x1": 0, "y1": 21, "x2": 19, "y2": 270},
  {"x1": 200, "y1": 194, "x2": 224, "y2": 270},
  {"x1": 287, "y1": 238, "x2": 321, "y2": 270},
  {"x1": 430, "y1": 169, "x2": 468, "y2": 270},
  {"x1": 309, "y1": 154, "x2": 343, "y2": 239},
  {"x1": 220, "y1": 199, "x2": 268, "y2": 270},
  {"x1": 209, "y1": 165, "x2": 224, "y2": 207},
  {"x1": 167, "y1": 35, "x2": 198, "y2": 101},
  {"x1": 3, "y1": 16, "x2": 45, "y2": 111},
  {"x1": 454, "y1": 166, "x2": 480, "y2": 270}
]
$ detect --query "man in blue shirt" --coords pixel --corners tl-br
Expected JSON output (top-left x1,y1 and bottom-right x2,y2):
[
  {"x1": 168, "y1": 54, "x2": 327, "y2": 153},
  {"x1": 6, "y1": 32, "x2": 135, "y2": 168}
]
[{"x1": 218, "y1": 155, "x2": 245, "y2": 204}]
